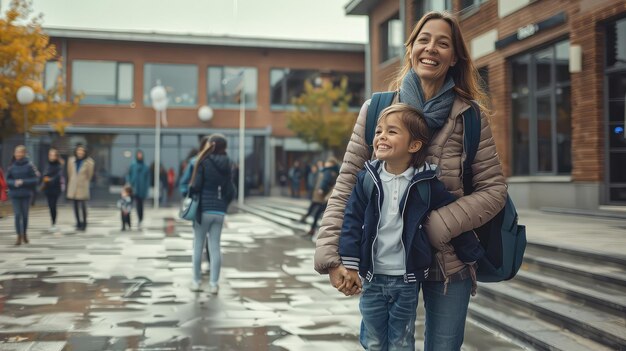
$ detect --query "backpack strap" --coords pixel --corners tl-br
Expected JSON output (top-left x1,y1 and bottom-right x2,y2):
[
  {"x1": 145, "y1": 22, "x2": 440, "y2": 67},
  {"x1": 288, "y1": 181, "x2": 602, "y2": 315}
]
[
  {"x1": 462, "y1": 101, "x2": 481, "y2": 195},
  {"x1": 365, "y1": 92, "x2": 397, "y2": 155}
]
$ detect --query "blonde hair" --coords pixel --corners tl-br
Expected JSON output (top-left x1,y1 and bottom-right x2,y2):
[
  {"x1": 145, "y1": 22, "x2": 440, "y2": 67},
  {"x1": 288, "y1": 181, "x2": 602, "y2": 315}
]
[
  {"x1": 377, "y1": 103, "x2": 431, "y2": 168},
  {"x1": 390, "y1": 11, "x2": 490, "y2": 114}
]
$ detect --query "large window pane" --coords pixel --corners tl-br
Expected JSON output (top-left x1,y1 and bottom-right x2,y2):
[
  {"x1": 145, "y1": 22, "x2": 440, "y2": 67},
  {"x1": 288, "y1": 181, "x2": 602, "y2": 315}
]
[
  {"x1": 555, "y1": 41, "x2": 570, "y2": 85},
  {"x1": 607, "y1": 17, "x2": 626, "y2": 69},
  {"x1": 208, "y1": 66, "x2": 257, "y2": 108},
  {"x1": 331, "y1": 71, "x2": 366, "y2": 108},
  {"x1": 117, "y1": 63, "x2": 134, "y2": 103},
  {"x1": 511, "y1": 55, "x2": 529, "y2": 97},
  {"x1": 556, "y1": 85, "x2": 572, "y2": 173},
  {"x1": 44, "y1": 61, "x2": 61, "y2": 91},
  {"x1": 73, "y1": 61, "x2": 116, "y2": 104},
  {"x1": 144, "y1": 63, "x2": 198, "y2": 107},
  {"x1": 72, "y1": 60, "x2": 133, "y2": 105},
  {"x1": 270, "y1": 68, "x2": 319, "y2": 108},
  {"x1": 381, "y1": 13, "x2": 403, "y2": 62},
  {"x1": 512, "y1": 96, "x2": 530, "y2": 175},
  {"x1": 535, "y1": 48, "x2": 552, "y2": 91},
  {"x1": 536, "y1": 96, "x2": 553, "y2": 173}
]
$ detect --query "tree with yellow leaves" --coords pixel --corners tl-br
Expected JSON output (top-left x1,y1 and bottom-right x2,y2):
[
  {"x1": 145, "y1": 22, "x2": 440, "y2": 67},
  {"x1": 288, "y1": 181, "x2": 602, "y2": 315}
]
[
  {"x1": 287, "y1": 77, "x2": 357, "y2": 157},
  {"x1": 0, "y1": 0, "x2": 79, "y2": 140}
]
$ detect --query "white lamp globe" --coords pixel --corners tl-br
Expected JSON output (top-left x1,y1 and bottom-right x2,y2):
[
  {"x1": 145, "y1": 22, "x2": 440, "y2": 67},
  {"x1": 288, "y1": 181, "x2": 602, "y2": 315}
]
[
  {"x1": 152, "y1": 98, "x2": 168, "y2": 112},
  {"x1": 150, "y1": 85, "x2": 167, "y2": 103},
  {"x1": 198, "y1": 105, "x2": 213, "y2": 122},
  {"x1": 17, "y1": 86, "x2": 35, "y2": 105}
]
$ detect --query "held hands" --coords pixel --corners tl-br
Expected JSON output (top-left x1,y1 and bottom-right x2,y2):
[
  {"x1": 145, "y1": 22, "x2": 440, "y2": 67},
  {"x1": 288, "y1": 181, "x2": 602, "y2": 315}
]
[
  {"x1": 328, "y1": 265, "x2": 362, "y2": 296},
  {"x1": 43, "y1": 176, "x2": 50, "y2": 183},
  {"x1": 15, "y1": 179, "x2": 23, "y2": 187}
]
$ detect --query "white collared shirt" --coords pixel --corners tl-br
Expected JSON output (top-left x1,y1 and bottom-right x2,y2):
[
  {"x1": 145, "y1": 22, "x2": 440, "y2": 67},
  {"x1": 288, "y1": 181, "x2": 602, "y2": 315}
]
[{"x1": 373, "y1": 163, "x2": 415, "y2": 275}]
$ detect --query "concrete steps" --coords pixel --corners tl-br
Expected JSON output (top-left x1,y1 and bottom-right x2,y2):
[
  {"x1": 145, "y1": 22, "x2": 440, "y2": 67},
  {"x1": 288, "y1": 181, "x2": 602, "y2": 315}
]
[{"x1": 240, "y1": 198, "x2": 626, "y2": 351}]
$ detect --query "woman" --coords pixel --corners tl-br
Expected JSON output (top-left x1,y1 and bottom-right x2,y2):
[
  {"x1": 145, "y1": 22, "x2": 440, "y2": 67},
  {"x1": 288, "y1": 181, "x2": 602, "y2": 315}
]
[
  {"x1": 0, "y1": 166, "x2": 8, "y2": 218},
  {"x1": 314, "y1": 11, "x2": 507, "y2": 350},
  {"x1": 42, "y1": 148, "x2": 65, "y2": 231},
  {"x1": 127, "y1": 150, "x2": 150, "y2": 227},
  {"x1": 67, "y1": 144, "x2": 95, "y2": 231},
  {"x1": 188, "y1": 134, "x2": 234, "y2": 294},
  {"x1": 6, "y1": 145, "x2": 39, "y2": 245}
]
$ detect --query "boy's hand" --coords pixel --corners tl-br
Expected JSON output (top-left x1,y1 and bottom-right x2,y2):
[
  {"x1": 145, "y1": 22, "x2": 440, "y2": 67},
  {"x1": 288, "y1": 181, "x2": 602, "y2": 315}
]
[{"x1": 337, "y1": 269, "x2": 362, "y2": 296}]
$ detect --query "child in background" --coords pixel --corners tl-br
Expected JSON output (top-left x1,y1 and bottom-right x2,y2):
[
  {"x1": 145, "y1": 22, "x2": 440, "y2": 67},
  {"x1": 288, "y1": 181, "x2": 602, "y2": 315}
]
[
  {"x1": 339, "y1": 104, "x2": 484, "y2": 350},
  {"x1": 117, "y1": 186, "x2": 133, "y2": 231}
]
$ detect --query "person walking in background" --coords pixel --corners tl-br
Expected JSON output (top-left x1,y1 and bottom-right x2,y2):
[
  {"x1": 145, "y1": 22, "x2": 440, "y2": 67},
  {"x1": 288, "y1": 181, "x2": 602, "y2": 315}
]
[
  {"x1": 42, "y1": 148, "x2": 65, "y2": 232},
  {"x1": 300, "y1": 157, "x2": 339, "y2": 236},
  {"x1": 167, "y1": 167, "x2": 175, "y2": 200},
  {"x1": 0, "y1": 166, "x2": 8, "y2": 218},
  {"x1": 306, "y1": 163, "x2": 319, "y2": 199},
  {"x1": 188, "y1": 134, "x2": 235, "y2": 294},
  {"x1": 288, "y1": 161, "x2": 302, "y2": 198},
  {"x1": 6, "y1": 145, "x2": 40, "y2": 245},
  {"x1": 117, "y1": 185, "x2": 133, "y2": 231},
  {"x1": 127, "y1": 150, "x2": 150, "y2": 228},
  {"x1": 67, "y1": 144, "x2": 95, "y2": 231},
  {"x1": 315, "y1": 11, "x2": 506, "y2": 350}
]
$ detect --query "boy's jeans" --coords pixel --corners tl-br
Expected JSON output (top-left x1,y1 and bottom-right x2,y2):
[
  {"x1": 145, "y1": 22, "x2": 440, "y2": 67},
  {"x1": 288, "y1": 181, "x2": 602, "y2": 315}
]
[
  {"x1": 359, "y1": 275, "x2": 418, "y2": 351},
  {"x1": 192, "y1": 213, "x2": 224, "y2": 285}
]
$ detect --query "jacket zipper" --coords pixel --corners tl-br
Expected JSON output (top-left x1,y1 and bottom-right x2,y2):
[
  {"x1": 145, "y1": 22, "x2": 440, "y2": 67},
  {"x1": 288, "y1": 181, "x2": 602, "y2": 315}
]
[
  {"x1": 365, "y1": 166, "x2": 382, "y2": 282},
  {"x1": 401, "y1": 173, "x2": 436, "y2": 282}
]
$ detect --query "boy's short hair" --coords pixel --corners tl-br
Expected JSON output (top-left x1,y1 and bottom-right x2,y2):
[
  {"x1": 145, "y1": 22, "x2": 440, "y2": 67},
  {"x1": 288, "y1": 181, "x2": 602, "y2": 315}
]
[
  {"x1": 377, "y1": 103, "x2": 432, "y2": 168},
  {"x1": 123, "y1": 185, "x2": 133, "y2": 197}
]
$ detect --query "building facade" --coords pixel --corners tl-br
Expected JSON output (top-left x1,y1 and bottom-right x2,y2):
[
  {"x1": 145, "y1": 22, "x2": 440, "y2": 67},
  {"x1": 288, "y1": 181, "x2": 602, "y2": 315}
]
[
  {"x1": 346, "y1": 0, "x2": 626, "y2": 209},
  {"x1": 10, "y1": 29, "x2": 365, "y2": 200}
]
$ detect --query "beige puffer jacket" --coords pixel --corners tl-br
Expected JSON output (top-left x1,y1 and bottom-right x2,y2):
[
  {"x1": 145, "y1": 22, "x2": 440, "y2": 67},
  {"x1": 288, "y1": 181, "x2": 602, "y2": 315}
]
[{"x1": 314, "y1": 96, "x2": 507, "y2": 278}]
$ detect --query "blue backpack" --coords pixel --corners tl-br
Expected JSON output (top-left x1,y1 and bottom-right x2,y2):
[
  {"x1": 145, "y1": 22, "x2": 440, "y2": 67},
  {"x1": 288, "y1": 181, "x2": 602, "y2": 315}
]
[{"x1": 365, "y1": 92, "x2": 526, "y2": 282}]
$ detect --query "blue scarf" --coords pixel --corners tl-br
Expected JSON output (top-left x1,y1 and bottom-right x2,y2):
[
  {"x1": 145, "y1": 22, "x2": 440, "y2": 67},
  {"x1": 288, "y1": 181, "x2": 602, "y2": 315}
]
[{"x1": 399, "y1": 69, "x2": 456, "y2": 129}]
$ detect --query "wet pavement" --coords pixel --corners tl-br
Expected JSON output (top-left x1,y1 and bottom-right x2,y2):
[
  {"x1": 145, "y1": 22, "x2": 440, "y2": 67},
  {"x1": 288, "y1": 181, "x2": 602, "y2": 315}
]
[{"x1": 0, "y1": 205, "x2": 525, "y2": 350}]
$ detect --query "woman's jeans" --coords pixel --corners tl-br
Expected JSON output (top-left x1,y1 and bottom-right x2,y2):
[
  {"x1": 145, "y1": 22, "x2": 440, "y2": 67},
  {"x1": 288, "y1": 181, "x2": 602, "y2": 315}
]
[
  {"x1": 11, "y1": 197, "x2": 30, "y2": 236},
  {"x1": 421, "y1": 278, "x2": 472, "y2": 351},
  {"x1": 192, "y1": 213, "x2": 225, "y2": 285},
  {"x1": 359, "y1": 275, "x2": 419, "y2": 351},
  {"x1": 46, "y1": 193, "x2": 59, "y2": 225}
]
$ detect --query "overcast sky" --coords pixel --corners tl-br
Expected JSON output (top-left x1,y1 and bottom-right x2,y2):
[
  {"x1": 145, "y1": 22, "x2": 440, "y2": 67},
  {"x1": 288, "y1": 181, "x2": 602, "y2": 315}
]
[{"x1": 1, "y1": 0, "x2": 367, "y2": 43}]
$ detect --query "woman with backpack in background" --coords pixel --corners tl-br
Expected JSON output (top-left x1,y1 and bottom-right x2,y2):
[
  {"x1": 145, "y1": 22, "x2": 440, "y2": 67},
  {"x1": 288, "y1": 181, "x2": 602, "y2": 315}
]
[
  {"x1": 67, "y1": 144, "x2": 95, "y2": 231},
  {"x1": 188, "y1": 133, "x2": 235, "y2": 295},
  {"x1": 314, "y1": 11, "x2": 507, "y2": 350},
  {"x1": 42, "y1": 148, "x2": 65, "y2": 232},
  {"x1": 6, "y1": 145, "x2": 40, "y2": 245}
]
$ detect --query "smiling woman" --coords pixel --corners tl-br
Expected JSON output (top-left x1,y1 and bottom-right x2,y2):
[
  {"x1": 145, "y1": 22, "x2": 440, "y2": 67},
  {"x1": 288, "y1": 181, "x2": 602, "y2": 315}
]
[{"x1": 315, "y1": 11, "x2": 507, "y2": 351}]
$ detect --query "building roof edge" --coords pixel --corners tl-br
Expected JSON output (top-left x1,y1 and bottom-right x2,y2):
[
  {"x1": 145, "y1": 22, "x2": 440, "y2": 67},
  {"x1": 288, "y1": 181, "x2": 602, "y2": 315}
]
[{"x1": 44, "y1": 27, "x2": 365, "y2": 52}]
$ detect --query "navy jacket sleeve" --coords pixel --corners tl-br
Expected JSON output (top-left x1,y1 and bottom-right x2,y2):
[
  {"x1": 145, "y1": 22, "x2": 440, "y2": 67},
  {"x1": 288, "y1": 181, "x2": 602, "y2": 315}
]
[
  {"x1": 6, "y1": 167, "x2": 15, "y2": 187},
  {"x1": 428, "y1": 178, "x2": 457, "y2": 211},
  {"x1": 338, "y1": 172, "x2": 367, "y2": 271}
]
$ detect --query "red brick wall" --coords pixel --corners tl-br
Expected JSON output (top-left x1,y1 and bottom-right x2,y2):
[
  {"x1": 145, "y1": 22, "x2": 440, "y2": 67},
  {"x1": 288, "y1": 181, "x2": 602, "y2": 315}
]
[{"x1": 51, "y1": 38, "x2": 364, "y2": 138}]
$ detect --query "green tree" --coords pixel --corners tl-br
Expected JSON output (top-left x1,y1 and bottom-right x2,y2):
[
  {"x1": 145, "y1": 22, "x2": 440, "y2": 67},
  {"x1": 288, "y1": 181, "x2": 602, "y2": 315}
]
[
  {"x1": 0, "y1": 0, "x2": 79, "y2": 140},
  {"x1": 287, "y1": 77, "x2": 357, "y2": 156}
]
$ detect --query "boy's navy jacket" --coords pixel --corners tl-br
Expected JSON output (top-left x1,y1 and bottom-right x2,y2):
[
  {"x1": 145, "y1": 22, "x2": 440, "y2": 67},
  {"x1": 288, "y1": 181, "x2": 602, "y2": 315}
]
[
  {"x1": 6, "y1": 157, "x2": 39, "y2": 198},
  {"x1": 339, "y1": 160, "x2": 467, "y2": 283}
]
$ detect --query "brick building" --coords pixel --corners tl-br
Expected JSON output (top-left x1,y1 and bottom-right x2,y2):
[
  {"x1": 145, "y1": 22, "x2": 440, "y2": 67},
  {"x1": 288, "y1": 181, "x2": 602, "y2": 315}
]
[
  {"x1": 346, "y1": 0, "x2": 626, "y2": 209},
  {"x1": 11, "y1": 29, "x2": 365, "y2": 199}
]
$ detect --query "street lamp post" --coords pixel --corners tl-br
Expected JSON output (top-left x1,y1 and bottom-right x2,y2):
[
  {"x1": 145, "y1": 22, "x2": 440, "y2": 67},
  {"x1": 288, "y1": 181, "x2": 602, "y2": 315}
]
[
  {"x1": 150, "y1": 85, "x2": 168, "y2": 210},
  {"x1": 16, "y1": 86, "x2": 35, "y2": 150}
]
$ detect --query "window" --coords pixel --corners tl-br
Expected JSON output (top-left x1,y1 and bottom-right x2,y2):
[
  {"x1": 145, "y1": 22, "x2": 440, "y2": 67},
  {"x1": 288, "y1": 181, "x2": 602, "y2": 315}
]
[
  {"x1": 144, "y1": 63, "x2": 197, "y2": 107},
  {"x1": 511, "y1": 40, "x2": 571, "y2": 176},
  {"x1": 331, "y1": 71, "x2": 366, "y2": 108},
  {"x1": 207, "y1": 66, "x2": 257, "y2": 109},
  {"x1": 270, "y1": 68, "x2": 319, "y2": 108},
  {"x1": 44, "y1": 61, "x2": 61, "y2": 91},
  {"x1": 72, "y1": 60, "x2": 134, "y2": 105},
  {"x1": 606, "y1": 17, "x2": 626, "y2": 203},
  {"x1": 460, "y1": 0, "x2": 487, "y2": 16},
  {"x1": 413, "y1": 0, "x2": 451, "y2": 22},
  {"x1": 380, "y1": 13, "x2": 403, "y2": 63}
]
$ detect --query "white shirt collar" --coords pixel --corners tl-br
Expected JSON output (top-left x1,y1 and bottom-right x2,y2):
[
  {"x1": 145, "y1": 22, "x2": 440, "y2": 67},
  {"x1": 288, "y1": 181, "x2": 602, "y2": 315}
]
[{"x1": 379, "y1": 162, "x2": 415, "y2": 182}]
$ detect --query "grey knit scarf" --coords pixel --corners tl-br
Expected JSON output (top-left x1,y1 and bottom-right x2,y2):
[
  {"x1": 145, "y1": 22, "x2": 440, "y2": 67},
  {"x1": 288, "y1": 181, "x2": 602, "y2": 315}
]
[{"x1": 399, "y1": 69, "x2": 456, "y2": 129}]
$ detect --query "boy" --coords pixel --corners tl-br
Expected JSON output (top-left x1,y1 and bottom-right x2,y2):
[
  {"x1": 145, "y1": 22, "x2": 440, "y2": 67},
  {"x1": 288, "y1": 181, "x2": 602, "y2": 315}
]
[
  {"x1": 117, "y1": 186, "x2": 133, "y2": 231},
  {"x1": 339, "y1": 103, "x2": 484, "y2": 350}
]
